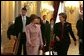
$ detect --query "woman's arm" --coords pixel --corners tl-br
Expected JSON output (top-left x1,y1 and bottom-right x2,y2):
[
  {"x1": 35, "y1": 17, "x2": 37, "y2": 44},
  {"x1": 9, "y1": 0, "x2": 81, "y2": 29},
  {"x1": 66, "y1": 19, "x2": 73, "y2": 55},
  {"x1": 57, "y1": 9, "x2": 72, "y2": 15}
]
[
  {"x1": 25, "y1": 26, "x2": 32, "y2": 46},
  {"x1": 69, "y1": 24, "x2": 76, "y2": 41},
  {"x1": 39, "y1": 27, "x2": 43, "y2": 47},
  {"x1": 54, "y1": 23, "x2": 60, "y2": 41}
]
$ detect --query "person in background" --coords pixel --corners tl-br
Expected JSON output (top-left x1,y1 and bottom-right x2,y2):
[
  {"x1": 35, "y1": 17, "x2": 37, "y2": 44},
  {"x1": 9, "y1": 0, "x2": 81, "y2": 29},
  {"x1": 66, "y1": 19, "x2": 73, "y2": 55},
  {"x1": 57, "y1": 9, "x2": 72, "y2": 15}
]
[
  {"x1": 54, "y1": 13, "x2": 77, "y2": 55},
  {"x1": 49, "y1": 18, "x2": 55, "y2": 55},
  {"x1": 76, "y1": 14, "x2": 83, "y2": 55},
  {"x1": 41, "y1": 15, "x2": 51, "y2": 54},
  {"x1": 25, "y1": 14, "x2": 43, "y2": 55},
  {"x1": 7, "y1": 21, "x2": 16, "y2": 40},
  {"x1": 14, "y1": 7, "x2": 30, "y2": 55}
]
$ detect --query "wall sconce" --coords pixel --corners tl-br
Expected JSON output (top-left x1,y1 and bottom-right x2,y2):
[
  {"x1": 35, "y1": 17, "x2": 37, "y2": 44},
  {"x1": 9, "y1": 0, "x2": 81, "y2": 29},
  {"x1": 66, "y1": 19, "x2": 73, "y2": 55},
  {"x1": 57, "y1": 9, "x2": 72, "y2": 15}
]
[
  {"x1": 40, "y1": 3, "x2": 54, "y2": 15},
  {"x1": 41, "y1": 3, "x2": 54, "y2": 11},
  {"x1": 68, "y1": 6, "x2": 75, "y2": 14},
  {"x1": 64, "y1": 1, "x2": 79, "y2": 14}
]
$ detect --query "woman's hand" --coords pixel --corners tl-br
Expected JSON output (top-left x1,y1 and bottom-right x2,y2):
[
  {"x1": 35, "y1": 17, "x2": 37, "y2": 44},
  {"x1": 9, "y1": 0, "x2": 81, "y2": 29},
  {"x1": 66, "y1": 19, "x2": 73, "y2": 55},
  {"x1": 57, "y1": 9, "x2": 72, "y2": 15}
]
[
  {"x1": 11, "y1": 35, "x2": 17, "y2": 40},
  {"x1": 56, "y1": 36, "x2": 60, "y2": 41},
  {"x1": 29, "y1": 43, "x2": 34, "y2": 47},
  {"x1": 40, "y1": 44, "x2": 44, "y2": 50}
]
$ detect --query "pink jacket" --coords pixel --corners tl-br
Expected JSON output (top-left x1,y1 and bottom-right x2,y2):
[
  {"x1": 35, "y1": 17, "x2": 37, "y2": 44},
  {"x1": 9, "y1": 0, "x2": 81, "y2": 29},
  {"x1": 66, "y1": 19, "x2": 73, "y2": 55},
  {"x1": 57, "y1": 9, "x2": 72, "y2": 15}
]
[{"x1": 25, "y1": 23, "x2": 43, "y2": 46}]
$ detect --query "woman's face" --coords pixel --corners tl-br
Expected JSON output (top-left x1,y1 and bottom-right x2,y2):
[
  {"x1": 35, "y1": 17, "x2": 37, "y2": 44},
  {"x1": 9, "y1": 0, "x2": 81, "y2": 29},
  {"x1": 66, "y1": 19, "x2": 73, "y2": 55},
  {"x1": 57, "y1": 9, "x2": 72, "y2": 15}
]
[{"x1": 59, "y1": 15, "x2": 65, "y2": 22}]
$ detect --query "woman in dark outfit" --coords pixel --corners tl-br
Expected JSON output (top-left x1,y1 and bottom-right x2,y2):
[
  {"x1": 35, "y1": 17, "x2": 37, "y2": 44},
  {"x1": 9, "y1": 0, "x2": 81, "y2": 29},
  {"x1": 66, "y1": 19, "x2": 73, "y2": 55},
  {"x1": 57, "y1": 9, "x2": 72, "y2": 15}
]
[
  {"x1": 49, "y1": 18, "x2": 55, "y2": 55},
  {"x1": 54, "y1": 13, "x2": 76, "y2": 55}
]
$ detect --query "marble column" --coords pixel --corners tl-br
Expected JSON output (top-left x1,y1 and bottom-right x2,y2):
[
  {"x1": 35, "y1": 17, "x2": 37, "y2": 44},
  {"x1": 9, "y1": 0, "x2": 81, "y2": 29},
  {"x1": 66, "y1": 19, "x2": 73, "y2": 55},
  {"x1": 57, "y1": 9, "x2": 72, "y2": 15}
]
[
  {"x1": 1, "y1": 1, "x2": 10, "y2": 48},
  {"x1": 37, "y1": 1, "x2": 41, "y2": 17},
  {"x1": 1, "y1": 1, "x2": 16, "y2": 53},
  {"x1": 15, "y1": 1, "x2": 21, "y2": 17}
]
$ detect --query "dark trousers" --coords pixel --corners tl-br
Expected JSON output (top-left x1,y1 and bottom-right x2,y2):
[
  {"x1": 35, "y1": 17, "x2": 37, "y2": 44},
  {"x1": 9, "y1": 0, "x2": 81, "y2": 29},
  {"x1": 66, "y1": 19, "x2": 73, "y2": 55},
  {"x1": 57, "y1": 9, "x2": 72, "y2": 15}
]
[
  {"x1": 17, "y1": 32, "x2": 26, "y2": 55},
  {"x1": 42, "y1": 39, "x2": 50, "y2": 55},
  {"x1": 54, "y1": 41, "x2": 70, "y2": 55},
  {"x1": 79, "y1": 38, "x2": 83, "y2": 55}
]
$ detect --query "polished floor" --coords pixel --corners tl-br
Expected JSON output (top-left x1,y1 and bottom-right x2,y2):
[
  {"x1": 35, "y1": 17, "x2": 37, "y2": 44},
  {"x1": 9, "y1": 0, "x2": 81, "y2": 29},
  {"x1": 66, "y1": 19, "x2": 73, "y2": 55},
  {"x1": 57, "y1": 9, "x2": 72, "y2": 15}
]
[
  {"x1": 21, "y1": 39, "x2": 79, "y2": 55},
  {"x1": 1, "y1": 39, "x2": 79, "y2": 55},
  {"x1": 67, "y1": 39, "x2": 79, "y2": 55}
]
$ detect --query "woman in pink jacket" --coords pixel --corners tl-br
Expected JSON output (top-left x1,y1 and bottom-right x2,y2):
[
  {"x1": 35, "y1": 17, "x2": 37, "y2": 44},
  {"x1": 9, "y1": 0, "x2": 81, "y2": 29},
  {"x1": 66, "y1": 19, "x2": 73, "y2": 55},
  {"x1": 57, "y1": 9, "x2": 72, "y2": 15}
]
[{"x1": 25, "y1": 15, "x2": 43, "y2": 55}]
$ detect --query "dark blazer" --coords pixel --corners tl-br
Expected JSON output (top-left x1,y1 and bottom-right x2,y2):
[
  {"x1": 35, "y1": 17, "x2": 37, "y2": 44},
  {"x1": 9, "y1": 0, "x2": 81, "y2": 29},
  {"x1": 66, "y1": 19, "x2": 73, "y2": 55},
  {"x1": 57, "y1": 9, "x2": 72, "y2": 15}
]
[
  {"x1": 14, "y1": 15, "x2": 30, "y2": 38},
  {"x1": 41, "y1": 21, "x2": 51, "y2": 43},
  {"x1": 76, "y1": 19, "x2": 83, "y2": 39},
  {"x1": 41, "y1": 20, "x2": 51, "y2": 51},
  {"x1": 54, "y1": 22, "x2": 76, "y2": 44}
]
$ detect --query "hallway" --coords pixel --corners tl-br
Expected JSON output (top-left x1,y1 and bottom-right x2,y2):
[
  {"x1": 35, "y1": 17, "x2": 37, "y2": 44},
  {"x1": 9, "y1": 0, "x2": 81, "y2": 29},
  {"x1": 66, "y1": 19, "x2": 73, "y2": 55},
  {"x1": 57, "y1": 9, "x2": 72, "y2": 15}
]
[{"x1": 1, "y1": 1, "x2": 83, "y2": 55}]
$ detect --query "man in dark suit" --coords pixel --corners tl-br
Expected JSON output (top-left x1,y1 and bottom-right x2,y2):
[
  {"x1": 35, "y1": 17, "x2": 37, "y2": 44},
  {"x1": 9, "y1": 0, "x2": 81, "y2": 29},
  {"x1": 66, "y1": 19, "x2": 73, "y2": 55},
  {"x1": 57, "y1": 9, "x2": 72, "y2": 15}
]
[
  {"x1": 76, "y1": 14, "x2": 83, "y2": 55},
  {"x1": 54, "y1": 13, "x2": 76, "y2": 55},
  {"x1": 14, "y1": 7, "x2": 30, "y2": 55},
  {"x1": 41, "y1": 15, "x2": 51, "y2": 54}
]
